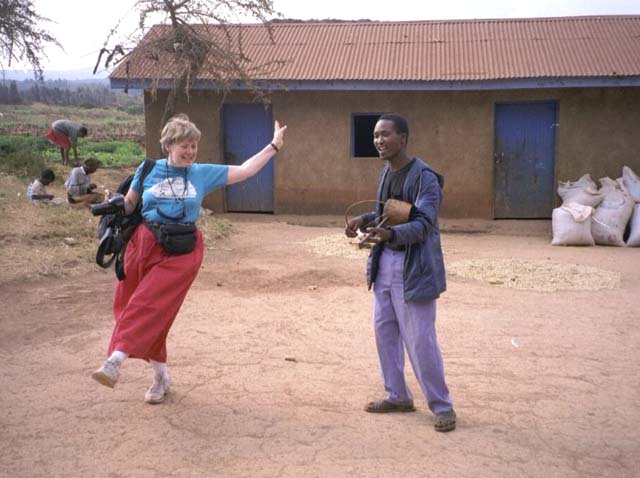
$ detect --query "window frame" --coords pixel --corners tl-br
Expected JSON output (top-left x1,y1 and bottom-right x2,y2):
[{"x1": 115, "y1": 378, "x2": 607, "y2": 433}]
[{"x1": 351, "y1": 112, "x2": 383, "y2": 158}]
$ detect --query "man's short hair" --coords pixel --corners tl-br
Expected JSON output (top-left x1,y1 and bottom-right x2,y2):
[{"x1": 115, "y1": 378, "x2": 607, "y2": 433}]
[
  {"x1": 83, "y1": 157, "x2": 100, "y2": 170},
  {"x1": 378, "y1": 113, "x2": 409, "y2": 141},
  {"x1": 41, "y1": 168, "x2": 55, "y2": 182},
  {"x1": 79, "y1": 126, "x2": 88, "y2": 136}
]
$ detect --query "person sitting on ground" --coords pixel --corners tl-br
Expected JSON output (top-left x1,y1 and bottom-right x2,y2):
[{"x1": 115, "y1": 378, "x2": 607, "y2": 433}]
[
  {"x1": 45, "y1": 119, "x2": 88, "y2": 166},
  {"x1": 27, "y1": 168, "x2": 62, "y2": 206},
  {"x1": 65, "y1": 157, "x2": 104, "y2": 205}
]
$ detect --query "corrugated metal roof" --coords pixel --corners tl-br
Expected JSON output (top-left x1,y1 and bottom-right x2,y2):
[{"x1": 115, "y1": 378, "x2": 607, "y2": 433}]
[{"x1": 110, "y1": 16, "x2": 640, "y2": 84}]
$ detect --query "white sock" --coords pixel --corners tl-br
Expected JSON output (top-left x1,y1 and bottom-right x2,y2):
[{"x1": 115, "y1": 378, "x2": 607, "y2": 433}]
[
  {"x1": 150, "y1": 360, "x2": 168, "y2": 380},
  {"x1": 108, "y1": 350, "x2": 129, "y2": 364}
]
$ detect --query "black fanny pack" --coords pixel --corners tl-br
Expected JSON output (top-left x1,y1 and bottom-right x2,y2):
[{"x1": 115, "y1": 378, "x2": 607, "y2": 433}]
[{"x1": 146, "y1": 222, "x2": 197, "y2": 255}]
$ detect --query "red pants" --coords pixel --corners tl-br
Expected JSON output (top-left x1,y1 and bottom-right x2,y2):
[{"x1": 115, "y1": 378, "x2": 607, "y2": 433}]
[
  {"x1": 45, "y1": 128, "x2": 71, "y2": 149},
  {"x1": 108, "y1": 225, "x2": 204, "y2": 362}
]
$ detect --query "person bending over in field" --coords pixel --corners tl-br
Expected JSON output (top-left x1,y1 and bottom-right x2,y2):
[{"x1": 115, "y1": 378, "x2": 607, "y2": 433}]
[
  {"x1": 45, "y1": 119, "x2": 88, "y2": 166},
  {"x1": 65, "y1": 157, "x2": 103, "y2": 205},
  {"x1": 91, "y1": 113, "x2": 287, "y2": 405}
]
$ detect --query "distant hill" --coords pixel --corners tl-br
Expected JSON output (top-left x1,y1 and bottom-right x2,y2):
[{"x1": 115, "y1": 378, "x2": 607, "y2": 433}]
[
  {"x1": 1, "y1": 67, "x2": 110, "y2": 82},
  {"x1": 0, "y1": 74, "x2": 143, "y2": 107}
]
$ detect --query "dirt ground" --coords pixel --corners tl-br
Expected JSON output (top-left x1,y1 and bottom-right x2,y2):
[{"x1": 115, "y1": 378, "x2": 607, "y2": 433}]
[{"x1": 1, "y1": 216, "x2": 639, "y2": 478}]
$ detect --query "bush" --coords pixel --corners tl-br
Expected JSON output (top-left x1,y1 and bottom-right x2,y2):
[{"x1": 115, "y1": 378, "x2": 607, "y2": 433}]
[
  {"x1": 0, "y1": 149, "x2": 47, "y2": 179},
  {"x1": 126, "y1": 105, "x2": 144, "y2": 115},
  {"x1": 0, "y1": 135, "x2": 50, "y2": 154},
  {"x1": 0, "y1": 136, "x2": 49, "y2": 178},
  {"x1": 0, "y1": 142, "x2": 16, "y2": 155}
]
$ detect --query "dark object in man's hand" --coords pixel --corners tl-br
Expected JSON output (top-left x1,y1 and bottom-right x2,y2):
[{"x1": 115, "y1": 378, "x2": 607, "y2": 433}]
[
  {"x1": 345, "y1": 215, "x2": 366, "y2": 238},
  {"x1": 363, "y1": 227, "x2": 393, "y2": 244}
]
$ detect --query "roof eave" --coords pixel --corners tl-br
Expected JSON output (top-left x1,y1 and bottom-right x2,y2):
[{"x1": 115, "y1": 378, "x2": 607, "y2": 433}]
[{"x1": 110, "y1": 76, "x2": 640, "y2": 92}]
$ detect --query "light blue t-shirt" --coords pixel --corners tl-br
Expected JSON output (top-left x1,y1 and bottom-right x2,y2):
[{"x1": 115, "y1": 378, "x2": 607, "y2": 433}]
[{"x1": 130, "y1": 159, "x2": 229, "y2": 223}]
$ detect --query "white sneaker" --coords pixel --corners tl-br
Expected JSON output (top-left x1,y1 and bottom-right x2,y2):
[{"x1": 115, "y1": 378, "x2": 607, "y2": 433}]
[
  {"x1": 91, "y1": 358, "x2": 121, "y2": 388},
  {"x1": 145, "y1": 374, "x2": 170, "y2": 404}
]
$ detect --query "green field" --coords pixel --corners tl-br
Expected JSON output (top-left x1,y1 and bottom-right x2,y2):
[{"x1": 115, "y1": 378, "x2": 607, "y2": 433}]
[
  {"x1": 0, "y1": 103, "x2": 145, "y2": 142},
  {"x1": 0, "y1": 104, "x2": 147, "y2": 178}
]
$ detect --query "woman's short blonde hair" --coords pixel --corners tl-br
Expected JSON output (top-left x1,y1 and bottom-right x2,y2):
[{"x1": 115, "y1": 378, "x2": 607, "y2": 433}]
[{"x1": 160, "y1": 114, "x2": 201, "y2": 152}]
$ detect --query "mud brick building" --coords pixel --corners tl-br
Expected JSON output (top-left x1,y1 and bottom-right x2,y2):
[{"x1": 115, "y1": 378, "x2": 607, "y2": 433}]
[{"x1": 111, "y1": 16, "x2": 640, "y2": 218}]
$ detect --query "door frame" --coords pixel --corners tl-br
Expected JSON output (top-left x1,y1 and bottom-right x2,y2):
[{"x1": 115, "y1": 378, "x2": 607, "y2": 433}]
[
  {"x1": 492, "y1": 100, "x2": 559, "y2": 219},
  {"x1": 221, "y1": 103, "x2": 274, "y2": 213}
]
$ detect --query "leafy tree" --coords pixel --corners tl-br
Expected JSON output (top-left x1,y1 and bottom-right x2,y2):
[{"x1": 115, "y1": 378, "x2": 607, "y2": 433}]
[
  {"x1": 0, "y1": 83, "x2": 8, "y2": 103},
  {"x1": 97, "y1": 0, "x2": 284, "y2": 124},
  {"x1": 7, "y1": 79, "x2": 20, "y2": 103},
  {"x1": 0, "y1": 0, "x2": 61, "y2": 80},
  {"x1": 30, "y1": 81, "x2": 40, "y2": 102}
]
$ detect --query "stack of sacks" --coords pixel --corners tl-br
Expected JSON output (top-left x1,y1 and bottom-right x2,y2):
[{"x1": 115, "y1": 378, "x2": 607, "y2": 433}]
[
  {"x1": 591, "y1": 176, "x2": 635, "y2": 246},
  {"x1": 623, "y1": 166, "x2": 640, "y2": 247},
  {"x1": 551, "y1": 203, "x2": 595, "y2": 246},
  {"x1": 552, "y1": 174, "x2": 602, "y2": 246},
  {"x1": 557, "y1": 174, "x2": 603, "y2": 207}
]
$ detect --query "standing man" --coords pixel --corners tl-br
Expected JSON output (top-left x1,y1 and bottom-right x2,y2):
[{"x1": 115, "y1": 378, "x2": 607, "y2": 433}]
[
  {"x1": 345, "y1": 113, "x2": 456, "y2": 432},
  {"x1": 45, "y1": 119, "x2": 88, "y2": 166}
]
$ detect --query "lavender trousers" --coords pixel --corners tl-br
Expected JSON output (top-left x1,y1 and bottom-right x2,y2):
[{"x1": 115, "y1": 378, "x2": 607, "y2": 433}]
[{"x1": 373, "y1": 247, "x2": 453, "y2": 414}]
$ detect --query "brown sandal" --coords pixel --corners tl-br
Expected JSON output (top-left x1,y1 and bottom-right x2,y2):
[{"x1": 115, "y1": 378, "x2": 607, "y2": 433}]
[
  {"x1": 365, "y1": 399, "x2": 416, "y2": 413},
  {"x1": 434, "y1": 410, "x2": 456, "y2": 432}
]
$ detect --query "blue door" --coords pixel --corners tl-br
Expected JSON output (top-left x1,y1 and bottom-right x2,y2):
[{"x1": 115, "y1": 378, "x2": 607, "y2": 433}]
[
  {"x1": 222, "y1": 104, "x2": 274, "y2": 212},
  {"x1": 494, "y1": 102, "x2": 557, "y2": 218}
]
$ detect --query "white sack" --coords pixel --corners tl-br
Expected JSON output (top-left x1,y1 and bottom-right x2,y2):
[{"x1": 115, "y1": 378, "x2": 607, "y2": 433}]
[
  {"x1": 551, "y1": 203, "x2": 595, "y2": 246},
  {"x1": 622, "y1": 166, "x2": 640, "y2": 202},
  {"x1": 599, "y1": 176, "x2": 619, "y2": 192},
  {"x1": 557, "y1": 174, "x2": 602, "y2": 207},
  {"x1": 591, "y1": 180, "x2": 635, "y2": 246},
  {"x1": 626, "y1": 204, "x2": 640, "y2": 247}
]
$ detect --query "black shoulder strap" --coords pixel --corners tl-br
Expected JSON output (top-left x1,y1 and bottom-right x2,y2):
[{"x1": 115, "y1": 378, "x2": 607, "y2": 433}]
[
  {"x1": 113, "y1": 159, "x2": 157, "y2": 281},
  {"x1": 130, "y1": 159, "x2": 155, "y2": 214},
  {"x1": 139, "y1": 158, "x2": 156, "y2": 189},
  {"x1": 135, "y1": 159, "x2": 156, "y2": 209}
]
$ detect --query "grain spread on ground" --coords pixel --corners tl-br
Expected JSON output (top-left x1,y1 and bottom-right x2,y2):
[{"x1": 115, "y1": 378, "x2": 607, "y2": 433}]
[
  {"x1": 448, "y1": 258, "x2": 620, "y2": 291},
  {"x1": 303, "y1": 234, "x2": 453, "y2": 260},
  {"x1": 303, "y1": 234, "x2": 369, "y2": 259},
  {"x1": 303, "y1": 235, "x2": 619, "y2": 292}
]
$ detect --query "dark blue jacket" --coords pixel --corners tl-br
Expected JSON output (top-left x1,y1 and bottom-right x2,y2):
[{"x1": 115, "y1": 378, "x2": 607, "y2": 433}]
[{"x1": 364, "y1": 158, "x2": 446, "y2": 302}]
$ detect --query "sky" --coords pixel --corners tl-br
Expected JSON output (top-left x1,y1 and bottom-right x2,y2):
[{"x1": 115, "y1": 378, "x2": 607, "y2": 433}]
[{"x1": 12, "y1": 0, "x2": 640, "y2": 73}]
